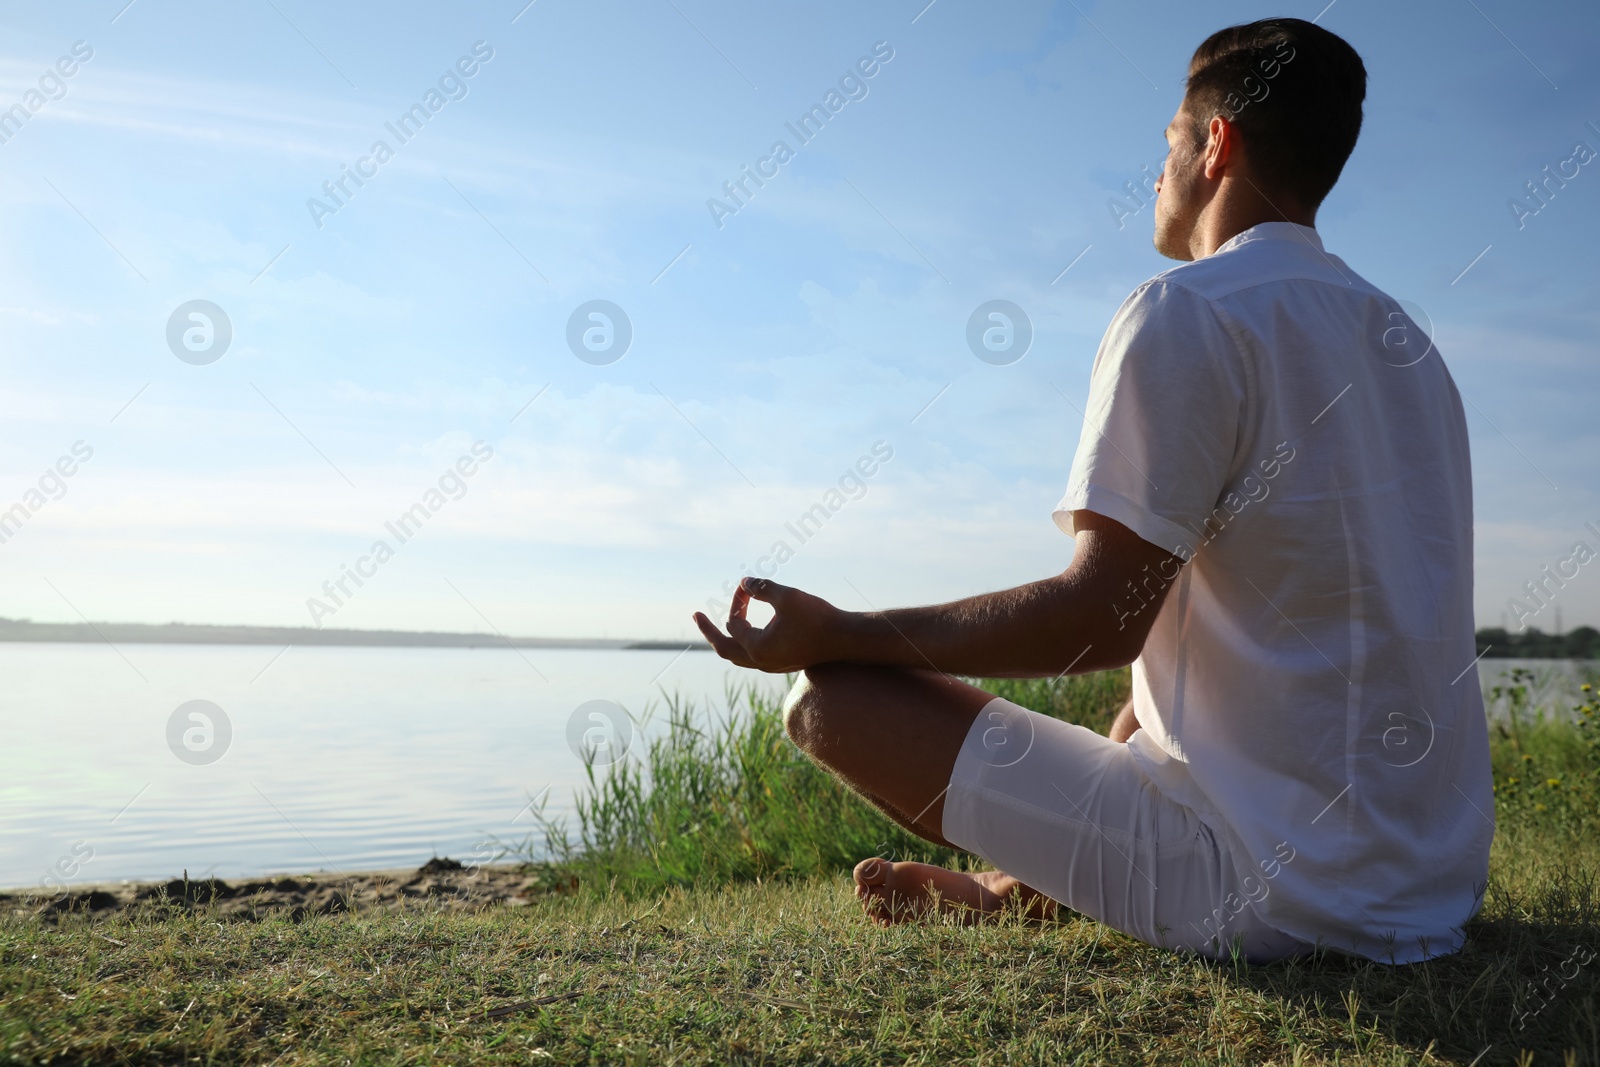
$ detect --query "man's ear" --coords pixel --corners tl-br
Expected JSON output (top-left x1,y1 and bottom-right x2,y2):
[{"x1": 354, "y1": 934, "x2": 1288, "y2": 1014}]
[{"x1": 1203, "y1": 114, "x2": 1235, "y2": 181}]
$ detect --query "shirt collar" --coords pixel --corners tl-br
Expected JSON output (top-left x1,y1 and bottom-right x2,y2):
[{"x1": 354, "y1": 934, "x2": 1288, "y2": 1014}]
[{"x1": 1214, "y1": 221, "x2": 1324, "y2": 255}]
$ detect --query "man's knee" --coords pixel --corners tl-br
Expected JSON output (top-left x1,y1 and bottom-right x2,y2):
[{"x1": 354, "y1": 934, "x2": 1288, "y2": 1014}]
[{"x1": 781, "y1": 662, "x2": 854, "y2": 755}]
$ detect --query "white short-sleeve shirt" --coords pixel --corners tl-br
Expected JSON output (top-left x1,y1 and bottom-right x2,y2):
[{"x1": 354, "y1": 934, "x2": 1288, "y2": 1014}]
[{"x1": 1056, "y1": 222, "x2": 1493, "y2": 962}]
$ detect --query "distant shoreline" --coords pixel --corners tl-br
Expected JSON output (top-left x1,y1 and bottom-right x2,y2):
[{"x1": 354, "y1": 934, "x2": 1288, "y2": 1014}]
[{"x1": 0, "y1": 618, "x2": 708, "y2": 651}]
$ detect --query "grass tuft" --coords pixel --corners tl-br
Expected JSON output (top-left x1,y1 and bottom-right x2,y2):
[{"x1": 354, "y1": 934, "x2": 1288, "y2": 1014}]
[
  {"x1": 517, "y1": 686, "x2": 963, "y2": 894},
  {"x1": 516, "y1": 670, "x2": 1132, "y2": 896}
]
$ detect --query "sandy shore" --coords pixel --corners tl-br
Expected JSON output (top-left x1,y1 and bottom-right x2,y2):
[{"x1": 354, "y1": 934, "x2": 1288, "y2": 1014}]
[{"x1": 2, "y1": 858, "x2": 575, "y2": 923}]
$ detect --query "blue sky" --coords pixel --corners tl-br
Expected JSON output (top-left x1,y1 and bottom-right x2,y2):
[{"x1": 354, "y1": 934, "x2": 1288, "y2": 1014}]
[{"x1": 0, "y1": 0, "x2": 1596, "y2": 642}]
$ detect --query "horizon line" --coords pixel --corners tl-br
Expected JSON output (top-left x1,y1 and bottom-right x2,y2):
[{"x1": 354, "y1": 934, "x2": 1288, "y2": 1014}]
[{"x1": 0, "y1": 616, "x2": 710, "y2": 650}]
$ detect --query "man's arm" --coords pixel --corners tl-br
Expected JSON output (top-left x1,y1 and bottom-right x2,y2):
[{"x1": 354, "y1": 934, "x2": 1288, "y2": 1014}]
[
  {"x1": 693, "y1": 510, "x2": 1180, "y2": 677},
  {"x1": 1109, "y1": 698, "x2": 1140, "y2": 742}
]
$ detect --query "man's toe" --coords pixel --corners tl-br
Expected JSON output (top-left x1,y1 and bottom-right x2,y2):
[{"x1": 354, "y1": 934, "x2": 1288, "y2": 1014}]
[{"x1": 852, "y1": 857, "x2": 893, "y2": 888}]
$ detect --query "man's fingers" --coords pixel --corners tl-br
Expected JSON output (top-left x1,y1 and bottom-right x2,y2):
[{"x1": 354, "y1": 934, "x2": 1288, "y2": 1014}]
[
  {"x1": 728, "y1": 577, "x2": 784, "y2": 642},
  {"x1": 693, "y1": 612, "x2": 753, "y2": 666},
  {"x1": 726, "y1": 613, "x2": 757, "y2": 642},
  {"x1": 739, "y1": 576, "x2": 790, "y2": 605},
  {"x1": 692, "y1": 611, "x2": 727, "y2": 647}
]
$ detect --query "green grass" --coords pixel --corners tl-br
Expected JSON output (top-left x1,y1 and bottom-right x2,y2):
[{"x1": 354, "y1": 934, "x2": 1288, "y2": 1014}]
[
  {"x1": 3, "y1": 669, "x2": 1597, "y2": 1065},
  {"x1": 1487, "y1": 668, "x2": 1600, "y2": 840},
  {"x1": 514, "y1": 670, "x2": 1131, "y2": 897}
]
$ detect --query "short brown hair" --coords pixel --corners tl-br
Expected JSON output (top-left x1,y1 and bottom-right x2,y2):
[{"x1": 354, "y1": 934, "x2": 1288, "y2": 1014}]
[{"x1": 1184, "y1": 18, "x2": 1367, "y2": 209}]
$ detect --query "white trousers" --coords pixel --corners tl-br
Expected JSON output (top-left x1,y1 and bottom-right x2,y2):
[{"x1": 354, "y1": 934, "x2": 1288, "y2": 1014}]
[{"x1": 941, "y1": 697, "x2": 1313, "y2": 963}]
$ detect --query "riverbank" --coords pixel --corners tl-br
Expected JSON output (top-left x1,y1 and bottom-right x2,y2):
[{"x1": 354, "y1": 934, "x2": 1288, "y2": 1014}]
[{"x1": 1, "y1": 858, "x2": 562, "y2": 924}]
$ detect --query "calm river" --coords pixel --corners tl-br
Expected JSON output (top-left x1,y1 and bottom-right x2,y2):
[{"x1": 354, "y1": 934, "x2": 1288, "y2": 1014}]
[{"x1": 1, "y1": 645, "x2": 1591, "y2": 889}]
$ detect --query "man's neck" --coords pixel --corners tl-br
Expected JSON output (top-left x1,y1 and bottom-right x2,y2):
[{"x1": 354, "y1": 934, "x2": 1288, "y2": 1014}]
[{"x1": 1189, "y1": 180, "x2": 1316, "y2": 259}]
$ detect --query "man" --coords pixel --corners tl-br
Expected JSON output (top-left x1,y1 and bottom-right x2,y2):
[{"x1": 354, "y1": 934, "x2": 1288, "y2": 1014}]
[{"x1": 694, "y1": 17, "x2": 1492, "y2": 964}]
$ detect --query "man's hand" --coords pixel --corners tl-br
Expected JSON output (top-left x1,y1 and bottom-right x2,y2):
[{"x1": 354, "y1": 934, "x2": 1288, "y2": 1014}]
[
  {"x1": 693, "y1": 577, "x2": 844, "y2": 673},
  {"x1": 690, "y1": 513, "x2": 1178, "y2": 678}
]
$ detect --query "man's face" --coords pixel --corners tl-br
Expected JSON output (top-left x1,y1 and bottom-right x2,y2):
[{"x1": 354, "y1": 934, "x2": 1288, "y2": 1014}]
[{"x1": 1152, "y1": 105, "x2": 1206, "y2": 261}]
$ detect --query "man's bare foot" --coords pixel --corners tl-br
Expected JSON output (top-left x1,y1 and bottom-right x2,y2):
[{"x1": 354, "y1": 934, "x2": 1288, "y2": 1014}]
[{"x1": 852, "y1": 858, "x2": 1057, "y2": 926}]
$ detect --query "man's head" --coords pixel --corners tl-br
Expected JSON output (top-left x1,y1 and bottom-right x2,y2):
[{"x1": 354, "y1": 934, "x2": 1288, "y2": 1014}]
[{"x1": 1153, "y1": 18, "x2": 1367, "y2": 260}]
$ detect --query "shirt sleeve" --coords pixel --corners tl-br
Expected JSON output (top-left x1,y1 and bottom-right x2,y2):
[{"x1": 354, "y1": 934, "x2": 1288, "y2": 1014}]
[{"x1": 1053, "y1": 279, "x2": 1248, "y2": 560}]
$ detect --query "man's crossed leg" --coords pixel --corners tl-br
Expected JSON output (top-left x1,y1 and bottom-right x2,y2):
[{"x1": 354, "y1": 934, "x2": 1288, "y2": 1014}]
[
  {"x1": 781, "y1": 662, "x2": 1312, "y2": 962},
  {"x1": 781, "y1": 662, "x2": 1057, "y2": 925}
]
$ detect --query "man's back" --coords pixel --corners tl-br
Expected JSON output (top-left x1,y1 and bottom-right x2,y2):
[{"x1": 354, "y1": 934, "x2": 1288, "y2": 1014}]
[{"x1": 1058, "y1": 221, "x2": 1493, "y2": 961}]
